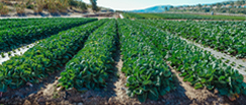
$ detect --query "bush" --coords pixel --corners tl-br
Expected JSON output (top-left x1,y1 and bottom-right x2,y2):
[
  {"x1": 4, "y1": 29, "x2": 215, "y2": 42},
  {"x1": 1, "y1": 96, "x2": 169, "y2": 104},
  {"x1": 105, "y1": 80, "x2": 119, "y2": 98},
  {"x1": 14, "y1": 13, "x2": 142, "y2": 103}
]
[
  {"x1": 68, "y1": 0, "x2": 78, "y2": 7},
  {"x1": 78, "y1": 2, "x2": 87, "y2": 11}
]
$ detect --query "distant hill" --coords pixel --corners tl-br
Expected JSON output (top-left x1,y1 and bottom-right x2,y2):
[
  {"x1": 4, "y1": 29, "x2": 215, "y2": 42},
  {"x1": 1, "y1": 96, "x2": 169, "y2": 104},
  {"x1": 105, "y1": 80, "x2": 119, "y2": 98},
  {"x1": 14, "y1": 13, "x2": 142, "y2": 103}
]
[{"x1": 129, "y1": 5, "x2": 172, "y2": 13}]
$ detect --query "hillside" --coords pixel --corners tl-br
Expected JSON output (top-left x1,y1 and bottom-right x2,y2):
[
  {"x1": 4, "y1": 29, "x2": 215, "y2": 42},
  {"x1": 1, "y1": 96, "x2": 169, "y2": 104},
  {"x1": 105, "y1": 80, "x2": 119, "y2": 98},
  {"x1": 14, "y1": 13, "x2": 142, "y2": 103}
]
[
  {"x1": 129, "y1": 5, "x2": 171, "y2": 13},
  {"x1": 0, "y1": 0, "x2": 115, "y2": 18}
]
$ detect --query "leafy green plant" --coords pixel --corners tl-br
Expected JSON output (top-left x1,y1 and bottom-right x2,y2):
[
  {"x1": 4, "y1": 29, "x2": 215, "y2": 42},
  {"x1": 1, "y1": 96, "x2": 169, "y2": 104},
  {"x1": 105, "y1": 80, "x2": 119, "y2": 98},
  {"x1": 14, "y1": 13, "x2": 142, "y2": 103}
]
[
  {"x1": 225, "y1": 60, "x2": 230, "y2": 63},
  {"x1": 7, "y1": 52, "x2": 11, "y2": 56},
  {"x1": 118, "y1": 19, "x2": 176, "y2": 102},
  {"x1": 59, "y1": 20, "x2": 116, "y2": 90},
  {"x1": 231, "y1": 62, "x2": 236, "y2": 66},
  {"x1": 13, "y1": 50, "x2": 16, "y2": 53},
  {"x1": 123, "y1": 13, "x2": 246, "y2": 20},
  {"x1": 139, "y1": 19, "x2": 246, "y2": 59},
  {"x1": 0, "y1": 20, "x2": 106, "y2": 93},
  {"x1": 1, "y1": 52, "x2": 5, "y2": 58},
  {"x1": 127, "y1": 19, "x2": 246, "y2": 100},
  {"x1": 0, "y1": 18, "x2": 96, "y2": 52}
]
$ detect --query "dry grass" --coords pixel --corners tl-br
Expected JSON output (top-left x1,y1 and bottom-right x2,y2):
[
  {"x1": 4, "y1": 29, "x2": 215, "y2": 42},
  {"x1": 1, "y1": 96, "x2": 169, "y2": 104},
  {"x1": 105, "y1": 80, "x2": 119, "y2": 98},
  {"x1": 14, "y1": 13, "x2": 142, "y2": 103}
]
[
  {"x1": 15, "y1": 3, "x2": 26, "y2": 14},
  {"x1": 56, "y1": 0, "x2": 69, "y2": 13},
  {"x1": 0, "y1": 0, "x2": 84, "y2": 14},
  {"x1": 0, "y1": 2, "x2": 9, "y2": 15},
  {"x1": 45, "y1": 0, "x2": 69, "y2": 13},
  {"x1": 33, "y1": 0, "x2": 45, "y2": 13},
  {"x1": 13, "y1": 0, "x2": 27, "y2": 14}
]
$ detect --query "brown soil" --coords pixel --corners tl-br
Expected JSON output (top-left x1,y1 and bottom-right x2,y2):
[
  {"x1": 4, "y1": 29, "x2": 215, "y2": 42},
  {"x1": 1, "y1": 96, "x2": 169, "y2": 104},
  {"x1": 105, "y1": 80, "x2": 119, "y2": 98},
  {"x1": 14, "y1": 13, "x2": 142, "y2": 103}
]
[
  {"x1": 167, "y1": 63, "x2": 245, "y2": 105},
  {"x1": 0, "y1": 58, "x2": 245, "y2": 105},
  {"x1": 0, "y1": 48, "x2": 245, "y2": 104}
]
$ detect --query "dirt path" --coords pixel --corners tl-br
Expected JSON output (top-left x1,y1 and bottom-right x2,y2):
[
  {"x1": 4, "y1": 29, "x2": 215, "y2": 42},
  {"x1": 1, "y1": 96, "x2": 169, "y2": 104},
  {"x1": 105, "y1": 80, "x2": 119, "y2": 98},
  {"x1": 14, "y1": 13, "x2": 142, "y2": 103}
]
[
  {"x1": 140, "y1": 22, "x2": 246, "y2": 76},
  {"x1": 166, "y1": 63, "x2": 238, "y2": 105},
  {"x1": 179, "y1": 37, "x2": 246, "y2": 75},
  {"x1": 107, "y1": 55, "x2": 141, "y2": 105},
  {"x1": 119, "y1": 14, "x2": 124, "y2": 19}
]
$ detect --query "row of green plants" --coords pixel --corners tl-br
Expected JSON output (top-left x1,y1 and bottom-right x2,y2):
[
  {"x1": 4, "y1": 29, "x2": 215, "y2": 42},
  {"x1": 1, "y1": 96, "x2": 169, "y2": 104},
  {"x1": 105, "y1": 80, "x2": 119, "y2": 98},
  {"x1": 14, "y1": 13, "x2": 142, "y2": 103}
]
[
  {"x1": 118, "y1": 19, "x2": 176, "y2": 102},
  {"x1": 0, "y1": 20, "x2": 107, "y2": 92},
  {"x1": 0, "y1": 18, "x2": 97, "y2": 52},
  {"x1": 0, "y1": 18, "x2": 66, "y2": 30},
  {"x1": 0, "y1": 18, "x2": 56, "y2": 23},
  {"x1": 123, "y1": 13, "x2": 246, "y2": 20},
  {"x1": 123, "y1": 13, "x2": 144, "y2": 19},
  {"x1": 58, "y1": 20, "x2": 117, "y2": 91},
  {"x1": 139, "y1": 20, "x2": 246, "y2": 58},
  {"x1": 128, "y1": 19, "x2": 246, "y2": 100}
]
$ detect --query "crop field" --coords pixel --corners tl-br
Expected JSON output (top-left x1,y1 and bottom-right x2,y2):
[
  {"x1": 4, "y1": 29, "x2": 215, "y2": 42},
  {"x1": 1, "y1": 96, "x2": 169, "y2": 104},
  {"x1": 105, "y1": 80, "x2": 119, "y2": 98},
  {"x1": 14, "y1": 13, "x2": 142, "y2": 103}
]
[
  {"x1": 0, "y1": 18, "x2": 246, "y2": 104},
  {"x1": 123, "y1": 13, "x2": 246, "y2": 20}
]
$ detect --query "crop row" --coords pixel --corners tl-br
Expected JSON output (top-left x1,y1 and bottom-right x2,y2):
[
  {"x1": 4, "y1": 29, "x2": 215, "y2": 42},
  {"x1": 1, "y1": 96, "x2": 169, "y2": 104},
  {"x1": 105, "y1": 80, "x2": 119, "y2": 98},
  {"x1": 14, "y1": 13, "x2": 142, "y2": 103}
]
[
  {"x1": 0, "y1": 18, "x2": 65, "y2": 31},
  {"x1": 123, "y1": 13, "x2": 246, "y2": 20},
  {"x1": 138, "y1": 20, "x2": 246, "y2": 58},
  {"x1": 0, "y1": 18, "x2": 44, "y2": 24},
  {"x1": 0, "y1": 20, "x2": 106, "y2": 92},
  {"x1": 59, "y1": 20, "x2": 117, "y2": 91},
  {"x1": 0, "y1": 18, "x2": 97, "y2": 52},
  {"x1": 127, "y1": 19, "x2": 246, "y2": 99},
  {"x1": 117, "y1": 19, "x2": 176, "y2": 102},
  {"x1": 0, "y1": 18, "x2": 72, "y2": 24}
]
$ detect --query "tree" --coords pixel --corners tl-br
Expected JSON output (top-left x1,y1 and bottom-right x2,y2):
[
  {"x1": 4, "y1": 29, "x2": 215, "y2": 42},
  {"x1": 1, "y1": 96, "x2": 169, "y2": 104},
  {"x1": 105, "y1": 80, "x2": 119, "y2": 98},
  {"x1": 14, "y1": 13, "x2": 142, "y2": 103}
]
[
  {"x1": 165, "y1": 6, "x2": 168, "y2": 11},
  {"x1": 198, "y1": 4, "x2": 202, "y2": 10},
  {"x1": 230, "y1": 2, "x2": 235, "y2": 7},
  {"x1": 236, "y1": 0, "x2": 242, "y2": 5},
  {"x1": 216, "y1": 3, "x2": 222, "y2": 8},
  {"x1": 90, "y1": 0, "x2": 98, "y2": 12}
]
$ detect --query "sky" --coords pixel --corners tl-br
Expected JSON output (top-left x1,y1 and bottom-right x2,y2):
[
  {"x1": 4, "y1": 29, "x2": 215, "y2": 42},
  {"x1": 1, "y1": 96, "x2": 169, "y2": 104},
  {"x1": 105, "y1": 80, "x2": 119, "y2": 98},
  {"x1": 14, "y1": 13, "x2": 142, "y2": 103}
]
[{"x1": 83, "y1": 0, "x2": 230, "y2": 10}]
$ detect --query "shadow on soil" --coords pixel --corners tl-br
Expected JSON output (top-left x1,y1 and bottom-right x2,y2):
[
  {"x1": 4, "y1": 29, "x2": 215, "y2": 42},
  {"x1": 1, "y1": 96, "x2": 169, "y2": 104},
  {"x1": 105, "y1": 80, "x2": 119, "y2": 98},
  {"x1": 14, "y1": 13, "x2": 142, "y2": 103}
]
[{"x1": 0, "y1": 68, "x2": 65, "y2": 104}]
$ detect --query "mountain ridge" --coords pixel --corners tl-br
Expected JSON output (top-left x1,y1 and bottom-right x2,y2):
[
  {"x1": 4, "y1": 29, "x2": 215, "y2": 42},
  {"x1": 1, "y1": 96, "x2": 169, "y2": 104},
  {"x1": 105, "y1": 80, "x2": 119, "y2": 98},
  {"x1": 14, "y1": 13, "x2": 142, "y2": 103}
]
[{"x1": 128, "y1": 5, "x2": 172, "y2": 13}]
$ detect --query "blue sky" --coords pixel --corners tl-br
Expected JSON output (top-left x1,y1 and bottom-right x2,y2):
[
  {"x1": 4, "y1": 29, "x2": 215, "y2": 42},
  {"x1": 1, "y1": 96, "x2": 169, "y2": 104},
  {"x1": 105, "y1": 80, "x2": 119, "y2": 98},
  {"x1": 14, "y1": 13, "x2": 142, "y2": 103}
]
[{"x1": 83, "y1": 0, "x2": 229, "y2": 10}]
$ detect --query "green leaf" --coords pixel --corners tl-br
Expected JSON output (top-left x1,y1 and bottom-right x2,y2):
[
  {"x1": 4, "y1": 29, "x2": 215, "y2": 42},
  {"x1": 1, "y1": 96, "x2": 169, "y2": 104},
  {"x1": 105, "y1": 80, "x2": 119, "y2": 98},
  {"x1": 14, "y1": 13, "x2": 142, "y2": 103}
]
[
  {"x1": 243, "y1": 89, "x2": 246, "y2": 95},
  {"x1": 138, "y1": 93, "x2": 147, "y2": 103},
  {"x1": 0, "y1": 84, "x2": 7, "y2": 92},
  {"x1": 194, "y1": 83, "x2": 203, "y2": 89},
  {"x1": 143, "y1": 80, "x2": 152, "y2": 85},
  {"x1": 218, "y1": 88, "x2": 229, "y2": 95},
  {"x1": 160, "y1": 88, "x2": 166, "y2": 96},
  {"x1": 219, "y1": 76, "x2": 226, "y2": 81},
  {"x1": 148, "y1": 88, "x2": 159, "y2": 101},
  {"x1": 165, "y1": 86, "x2": 171, "y2": 92}
]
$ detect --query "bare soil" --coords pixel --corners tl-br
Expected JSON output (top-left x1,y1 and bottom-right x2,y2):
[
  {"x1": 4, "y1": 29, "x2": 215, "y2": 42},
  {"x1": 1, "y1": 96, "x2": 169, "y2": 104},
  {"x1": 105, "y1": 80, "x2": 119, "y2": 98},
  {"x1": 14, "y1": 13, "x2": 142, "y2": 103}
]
[
  {"x1": 167, "y1": 63, "x2": 246, "y2": 105},
  {"x1": 0, "y1": 56, "x2": 245, "y2": 105}
]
